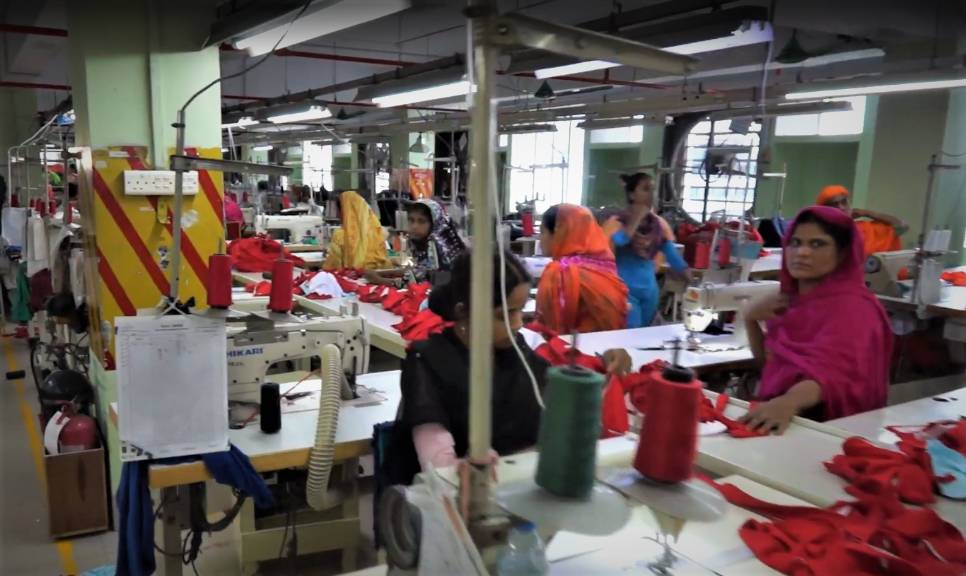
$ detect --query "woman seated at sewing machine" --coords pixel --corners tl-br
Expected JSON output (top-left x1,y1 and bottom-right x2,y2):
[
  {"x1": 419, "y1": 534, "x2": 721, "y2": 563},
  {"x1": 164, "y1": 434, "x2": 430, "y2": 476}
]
[
  {"x1": 536, "y1": 204, "x2": 629, "y2": 333},
  {"x1": 366, "y1": 199, "x2": 467, "y2": 286},
  {"x1": 322, "y1": 190, "x2": 393, "y2": 272},
  {"x1": 390, "y1": 251, "x2": 631, "y2": 482},
  {"x1": 740, "y1": 206, "x2": 893, "y2": 434}
]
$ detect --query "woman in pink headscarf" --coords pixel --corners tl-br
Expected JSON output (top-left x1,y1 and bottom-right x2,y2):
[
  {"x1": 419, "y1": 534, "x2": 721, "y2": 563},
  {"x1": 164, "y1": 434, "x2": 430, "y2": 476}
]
[{"x1": 740, "y1": 205, "x2": 893, "y2": 433}]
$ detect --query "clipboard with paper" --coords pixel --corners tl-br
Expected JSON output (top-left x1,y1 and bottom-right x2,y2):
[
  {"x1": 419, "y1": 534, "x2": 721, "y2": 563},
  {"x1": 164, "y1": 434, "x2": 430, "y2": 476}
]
[{"x1": 115, "y1": 314, "x2": 229, "y2": 462}]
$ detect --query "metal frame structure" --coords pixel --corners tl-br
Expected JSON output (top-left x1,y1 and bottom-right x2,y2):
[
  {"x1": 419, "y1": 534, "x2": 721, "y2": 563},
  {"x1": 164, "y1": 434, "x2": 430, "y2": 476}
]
[{"x1": 461, "y1": 0, "x2": 694, "y2": 539}]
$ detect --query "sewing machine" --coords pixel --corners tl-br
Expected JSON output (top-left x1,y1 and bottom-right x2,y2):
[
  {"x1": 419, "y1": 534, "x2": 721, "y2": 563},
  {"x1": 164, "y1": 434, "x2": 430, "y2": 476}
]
[
  {"x1": 256, "y1": 214, "x2": 325, "y2": 244},
  {"x1": 226, "y1": 314, "x2": 370, "y2": 404},
  {"x1": 864, "y1": 250, "x2": 915, "y2": 298},
  {"x1": 682, "y1": 280, "x2": 780, "y2": 347}
]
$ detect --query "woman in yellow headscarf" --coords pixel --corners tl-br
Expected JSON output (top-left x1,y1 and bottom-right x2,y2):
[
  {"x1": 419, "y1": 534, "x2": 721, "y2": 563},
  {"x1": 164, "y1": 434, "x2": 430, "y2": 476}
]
[{"x1": 323, "y1": 191, "x2": 393, "y2": 271}]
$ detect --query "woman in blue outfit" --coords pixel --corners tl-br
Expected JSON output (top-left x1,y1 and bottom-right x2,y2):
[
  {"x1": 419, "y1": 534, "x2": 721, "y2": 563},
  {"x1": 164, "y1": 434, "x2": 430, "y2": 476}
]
[{"x1": 609, "y1": 173, "x2": 689, "y2": 328}]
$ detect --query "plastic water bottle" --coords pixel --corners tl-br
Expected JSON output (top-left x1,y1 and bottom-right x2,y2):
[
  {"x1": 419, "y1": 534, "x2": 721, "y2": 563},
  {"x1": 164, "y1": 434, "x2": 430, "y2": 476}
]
[{"x1": 497, "y1": 522, "x2": 549, "y2": 575}]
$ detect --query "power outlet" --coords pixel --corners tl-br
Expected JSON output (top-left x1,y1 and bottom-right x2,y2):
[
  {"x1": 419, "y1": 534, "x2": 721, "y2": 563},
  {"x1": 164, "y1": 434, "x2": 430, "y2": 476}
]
[{"x1": 123, "y1": 170, "x2": 199, "y2": 196}]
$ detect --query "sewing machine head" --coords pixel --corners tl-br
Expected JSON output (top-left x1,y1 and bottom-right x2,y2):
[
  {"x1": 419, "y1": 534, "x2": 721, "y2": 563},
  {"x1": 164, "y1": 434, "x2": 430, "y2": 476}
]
[
  {"x1": 682, "y1": 280, "x2": 780, "y2": 334},
  {"x1": 256, "y1": 214, "x2": 325, "y2": 244},
  {"x1": 226, "y1": 314, "x2": 370, "y2": 404},
  {"x1": 864, "y1": 250, "x2": 915, "y2": 298}
]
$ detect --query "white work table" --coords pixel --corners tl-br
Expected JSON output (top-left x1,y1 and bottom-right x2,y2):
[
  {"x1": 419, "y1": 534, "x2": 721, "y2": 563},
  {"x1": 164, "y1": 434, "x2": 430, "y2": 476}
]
[
  {"x1": 828, "y1": 385, "x2": 966, "y2": 446},
  {"x1": 109, "y1": 370, "x2": 401, "y2": 489},
  {"x1": 877, "y1": 265, "x2": 966, "y2": 318},
  {"x1": 702, "y1": 394, "x2": 965, "y2": 532},
  {"x1": 522, "y1": 323, "x2": 755, "y2": 374},
  {"x1": 231, "y1": 270, "x2": 408, "y2": 358}
]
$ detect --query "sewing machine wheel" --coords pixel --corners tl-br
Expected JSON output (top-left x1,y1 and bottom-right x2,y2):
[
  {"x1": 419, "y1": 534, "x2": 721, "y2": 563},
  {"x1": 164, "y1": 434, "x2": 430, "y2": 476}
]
[
  {"x1": 379, "y1": 485, "x2": 422, "y2": 570},
  {"x1": 864, "y1": 255, "x2": 881, "y2": 273}
]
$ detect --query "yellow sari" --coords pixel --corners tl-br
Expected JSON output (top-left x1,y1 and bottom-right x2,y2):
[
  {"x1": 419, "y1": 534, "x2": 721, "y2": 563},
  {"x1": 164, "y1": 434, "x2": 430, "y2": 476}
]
[{"x1": 323, "y1": 191, "x2": 392, "y2": 271}]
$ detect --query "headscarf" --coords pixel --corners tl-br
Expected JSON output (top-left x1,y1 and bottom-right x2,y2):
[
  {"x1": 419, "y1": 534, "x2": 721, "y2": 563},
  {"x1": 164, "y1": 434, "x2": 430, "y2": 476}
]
[
  {"x1": 816, "y1": 185, "x2": 902, "y2": 256},
  {"x1": 536, "y1": 205, "x2": 628, "y2": 333},
  {"x1": 758, "y1": 206, "x2": 893, "y2": 420},
  {"x1": 816, "y1": 184, "x2": 849, "y2": 206},
  {"x1": 408, "y1": 199, "x2": 466, "y2": 271},
  {"x1": 322, "y1": 190, "x2": 392, "y2": 271}
]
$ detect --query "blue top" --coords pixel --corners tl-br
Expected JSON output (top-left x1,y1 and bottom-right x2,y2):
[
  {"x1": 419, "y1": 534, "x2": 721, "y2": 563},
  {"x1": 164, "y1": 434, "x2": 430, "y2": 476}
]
[{"x1": 612, "y1": 229, "x2": 687, "y2": 290}]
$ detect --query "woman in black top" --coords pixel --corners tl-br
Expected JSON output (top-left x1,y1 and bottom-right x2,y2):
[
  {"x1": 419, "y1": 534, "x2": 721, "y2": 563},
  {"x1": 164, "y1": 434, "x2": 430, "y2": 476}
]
[{"x1": 391, "y1": 251, "x2": 630, "y2": 484}]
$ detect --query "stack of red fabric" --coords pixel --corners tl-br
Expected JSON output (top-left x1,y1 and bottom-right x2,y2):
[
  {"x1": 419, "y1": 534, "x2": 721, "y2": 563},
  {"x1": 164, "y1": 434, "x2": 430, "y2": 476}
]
[
  {"x1": 228, "y1": 236, "x2": 305, "y2": 272},
  {"x1": 325, "y1": 271, "x2": 450, "y2": 344},
  {"x1": 941, "y1": 270, "x2": 966, "y2": 287}
]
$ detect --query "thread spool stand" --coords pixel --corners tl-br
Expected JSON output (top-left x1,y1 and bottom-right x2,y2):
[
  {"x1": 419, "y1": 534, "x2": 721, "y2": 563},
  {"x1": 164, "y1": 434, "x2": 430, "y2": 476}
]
[{"x1": 603, "y1": 340, "x2": 726, "y2": 574}]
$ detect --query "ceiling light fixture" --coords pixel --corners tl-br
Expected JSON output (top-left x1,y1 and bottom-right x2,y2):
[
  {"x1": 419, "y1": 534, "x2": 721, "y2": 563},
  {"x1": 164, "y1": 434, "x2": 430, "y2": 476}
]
[
  {"x1": 233, "y1": 0, "x2": 411, "y2": 56},
  {"x1": 785, "y1": 76, "x2": 966, "y2": 99},
  {"x1": 373, "y1": 80, "x2": 471, "y2": 108},
  {"x1": 409, "y1": 133, "x2": 429, "y2": 154},
  {"x1": 534, "y1": 22, "x2": 773, "y2": 79},
  {"x1": 222, "y1": 116, "x2": 258, "y2": 129},
  {"x1": 267, "y1": 105, "x2": 332, "y2": 123},
  {"x1": 252, "y1": 144, "x2": 274, "y2": 152}
]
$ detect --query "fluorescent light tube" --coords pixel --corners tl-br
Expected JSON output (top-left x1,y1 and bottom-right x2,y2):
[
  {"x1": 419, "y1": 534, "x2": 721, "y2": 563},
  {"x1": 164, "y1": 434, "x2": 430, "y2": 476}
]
[
  {"x1": 234, "y1": 0, "x2": 411, "y2": 56},
  {"x1": 785, "y1": 77, "x2": 966, "y2": 99},
  {"x1": 372, "y1": 80, "x2": 471, "y2": 108},
  {"x1": 267, "y1": 105, "x2": 332, "y2": 123},
  {"x1": 535, "y1": 23, "x2": 774, "y2": 79},
  {"x1": 252, "y1": 145, "x2": 273, "y2": 152},
  {"x1": 222, "y1": 117, "x2": 258, "y2": 129}
]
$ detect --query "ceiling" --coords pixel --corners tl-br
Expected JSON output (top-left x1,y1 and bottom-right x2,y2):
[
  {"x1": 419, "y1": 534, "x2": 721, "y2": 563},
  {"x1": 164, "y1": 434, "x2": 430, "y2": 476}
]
[{"x1": 2, "y1": 0, "x2": 965, "y2": 140}]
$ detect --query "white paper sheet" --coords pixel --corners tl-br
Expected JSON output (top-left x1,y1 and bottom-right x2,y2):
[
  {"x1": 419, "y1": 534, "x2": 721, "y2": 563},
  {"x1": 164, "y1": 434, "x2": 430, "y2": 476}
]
[{"x1": 116, "y1": 315, "x2": 229, "y2": 461}]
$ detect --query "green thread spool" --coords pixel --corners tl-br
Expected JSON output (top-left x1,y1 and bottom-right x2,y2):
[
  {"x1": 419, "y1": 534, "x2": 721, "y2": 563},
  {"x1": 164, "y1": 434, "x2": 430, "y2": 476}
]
[{"x1": 535, "y1": 366, "x2": 605, "y2": 498}]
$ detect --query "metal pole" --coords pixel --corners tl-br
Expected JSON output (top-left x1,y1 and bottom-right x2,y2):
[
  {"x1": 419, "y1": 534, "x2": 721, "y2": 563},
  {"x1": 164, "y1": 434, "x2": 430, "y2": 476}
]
[
  {"x1": 466, "y1": 0, "x2": 497, "y2": 523},
  {"x1": 169, "y1": 109, "x2": 187, "y2": 305}
]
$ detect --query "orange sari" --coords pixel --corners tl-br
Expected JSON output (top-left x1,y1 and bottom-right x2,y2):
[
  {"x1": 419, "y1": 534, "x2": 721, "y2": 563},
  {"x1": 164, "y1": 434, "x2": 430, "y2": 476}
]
[
  {"x1": 855, "y1": 220, "x2": 901, "y2": 256},
  {"x1": 537, "y1": 205, "x2": 628, "y2": 333}
]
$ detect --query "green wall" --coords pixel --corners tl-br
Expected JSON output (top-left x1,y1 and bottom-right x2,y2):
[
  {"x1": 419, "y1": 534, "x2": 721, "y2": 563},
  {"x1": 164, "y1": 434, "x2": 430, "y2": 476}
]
[
  {"x1": 333, "y1": 156, "x2": 352, "y2": 189},
  {"x1": 756, "y1": 141, "x2": 859, "y2": 218},
  {"x1": 585, "y1": 146, "x2": 640, "y2": 208},
  {"x1": 934, "y1": 88, "x2": 966, "y2": 265}
]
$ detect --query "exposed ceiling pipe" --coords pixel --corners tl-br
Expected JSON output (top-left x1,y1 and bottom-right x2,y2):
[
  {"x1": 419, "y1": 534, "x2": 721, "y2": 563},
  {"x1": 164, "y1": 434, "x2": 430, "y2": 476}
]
[
  {"x1": 578, "y1": 0, "x2": 744, "y2": 33},
  {"x1": 0, "y1": 80, "x2": 72, "y2": 91}
]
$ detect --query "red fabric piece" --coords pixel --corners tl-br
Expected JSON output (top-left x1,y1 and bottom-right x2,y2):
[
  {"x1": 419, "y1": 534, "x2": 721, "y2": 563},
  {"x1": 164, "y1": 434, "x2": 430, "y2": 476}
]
[
  {"x1": 252, "y1": 281, "x2": 272, "y2": 296},
  {"x1": 601, "y1": 376, "x2": 629, "y2": 439},
  {"x1": 392, "y1": 309, "x2": 451, "y2": 342},
  {"x1": 228, "y1": 236, "x2": 305, "y2": 272},
  {"x1": 941, "y1": 271, "x2": 966, "y2": 287},
  {"x1": 699, "y1": 393, "x2": 768, "y2": 438},
  {"x1": 939, "y1": 421, "x2": 966, "y2": 456},
  {"x1": 304, "y1": 293, "x2": 333, "y2": 300},
  {"x1": 709, "y1": 479, "x2": 966, "y2": 576},
  {"x1": 824, "y1": 437, "x2": 937, "y2": 505}
]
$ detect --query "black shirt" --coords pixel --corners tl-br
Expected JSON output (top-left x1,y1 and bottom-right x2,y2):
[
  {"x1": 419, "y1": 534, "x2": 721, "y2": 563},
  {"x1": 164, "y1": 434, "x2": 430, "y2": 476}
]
[{"x1": 390, "y1": 328, "x2": 548, "y2": 483}]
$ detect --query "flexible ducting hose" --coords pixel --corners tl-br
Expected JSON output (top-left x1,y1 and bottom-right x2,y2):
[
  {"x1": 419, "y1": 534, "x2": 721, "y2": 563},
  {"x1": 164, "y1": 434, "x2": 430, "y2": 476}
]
[{"x1": 306, "y1": 343, "x2": 343, "y2": 511}]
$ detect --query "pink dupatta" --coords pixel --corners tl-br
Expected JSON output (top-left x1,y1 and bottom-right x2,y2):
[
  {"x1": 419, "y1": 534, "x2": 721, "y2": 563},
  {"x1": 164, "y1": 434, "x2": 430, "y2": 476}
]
[{"x1": 758, "y1": 206, "x2": 893, "y2": 420}]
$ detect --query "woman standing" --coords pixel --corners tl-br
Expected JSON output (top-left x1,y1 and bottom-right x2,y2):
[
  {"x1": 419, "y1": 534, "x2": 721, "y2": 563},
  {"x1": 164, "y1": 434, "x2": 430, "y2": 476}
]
[
  {"x1": 740, "y1": 206, "x2": 893, "y2": 433},
  {"x1": 609, "y1": 173, "x2": 689, "y2": 328},
  {"x1": 536, "y1": 204, "x2": 628, "y2": 333}
]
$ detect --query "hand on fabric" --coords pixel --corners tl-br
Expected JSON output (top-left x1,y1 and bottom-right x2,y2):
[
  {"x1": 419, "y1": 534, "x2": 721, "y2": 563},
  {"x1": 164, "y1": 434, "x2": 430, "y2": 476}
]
[
  {"x1": 601, "y1": 348, "x2": 632, "y2": 377},
  {"x1": 740, "y1": 396, "x2": 799, "y2": 435},
  {"x1": 744, "y1": 293, "x2": 789, "y2": 323}
]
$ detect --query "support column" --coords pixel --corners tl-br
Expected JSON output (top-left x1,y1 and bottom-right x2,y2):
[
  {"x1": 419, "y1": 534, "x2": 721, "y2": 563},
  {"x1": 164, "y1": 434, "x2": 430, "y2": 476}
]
[{"x1": 66, "y1": 0, "x2": 223, "y2": 493}]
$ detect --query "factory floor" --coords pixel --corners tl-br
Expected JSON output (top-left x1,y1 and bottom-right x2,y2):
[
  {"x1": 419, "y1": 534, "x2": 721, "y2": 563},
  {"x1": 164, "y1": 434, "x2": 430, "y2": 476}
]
[{"x1": 0, "y1": 335, "x2": 386, "y2": 576}]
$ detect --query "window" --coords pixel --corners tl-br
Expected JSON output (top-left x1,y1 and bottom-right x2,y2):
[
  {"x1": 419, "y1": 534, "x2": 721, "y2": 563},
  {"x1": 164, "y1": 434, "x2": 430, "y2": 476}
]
[
  {"x1": 589, "y1": 125, "x2": 643, "y2": 144},
  {"x1": 681, "y1": 119, "x2": 760, "y2": 221},
  {"x1": 302, "y1": 141, "x2": 334, "y2": 191},
  {"x1": 507, "y1": 120, "x2": 585, "y2": 214},
  {"x1": 775, "y1": 96, "x2": 866, "y2": 136}
]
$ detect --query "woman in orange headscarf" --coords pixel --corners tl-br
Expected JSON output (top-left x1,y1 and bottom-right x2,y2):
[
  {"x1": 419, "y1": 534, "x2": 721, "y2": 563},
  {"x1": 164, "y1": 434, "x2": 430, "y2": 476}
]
[
  {"x1": 536, "y1": 204, "x2": 629, "y2": 333},
  {"x1": 816, "y1": 185, "x2": 907, "y2": 256}
]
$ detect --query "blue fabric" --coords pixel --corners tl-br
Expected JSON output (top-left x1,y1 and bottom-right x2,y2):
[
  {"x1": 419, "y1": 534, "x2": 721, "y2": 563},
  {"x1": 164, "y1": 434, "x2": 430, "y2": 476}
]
[
  {"x1": 927, "y1": 438, "x2": 966, "y2": 499},
  {"x1": 116, "y1": 462, "x2": 155, "y2": 576},
  {"x1": 116, "y1": 444, "x2": 274, "y2": 576},
  {"x1": 200, "y1": 445, "x2": 274, "y2": 509},
  {"x1": 613, "y1": 231, "x2": 687, "y2": 328}
]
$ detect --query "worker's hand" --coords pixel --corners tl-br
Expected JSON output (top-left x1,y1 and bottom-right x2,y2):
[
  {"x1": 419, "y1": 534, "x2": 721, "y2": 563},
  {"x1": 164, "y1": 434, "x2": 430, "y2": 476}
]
[
  {"x1": 602, "y1": 348, "x2": 633, "y2": 377},
  {"x1": 744, "y1": 293, "x2": 789, "y2": 323},
  {"x1": 739, "y1": 396, "x2": 798, "y2": 435},
  {"x1": 602, "y1": 215, "x2": 623, "y2": 237}
]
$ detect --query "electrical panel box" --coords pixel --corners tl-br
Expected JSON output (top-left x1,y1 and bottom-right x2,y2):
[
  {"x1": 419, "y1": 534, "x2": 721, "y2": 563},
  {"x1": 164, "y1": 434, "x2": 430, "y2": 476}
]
[{"x1": 123, "y1": 170, "x2": 199, "y2": 196}]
